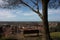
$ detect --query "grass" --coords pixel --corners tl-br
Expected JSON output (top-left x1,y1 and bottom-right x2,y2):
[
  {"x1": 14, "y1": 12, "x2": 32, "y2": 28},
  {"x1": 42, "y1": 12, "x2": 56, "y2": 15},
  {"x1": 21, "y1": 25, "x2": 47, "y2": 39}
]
[
  {"x1": 0, "y1": 32, "x2": 60, "y2": 40},
  {"x1": 50, "y1": 32, "x2": 60, "y2": 40},
  {"x1": 50, "y1": 32, "x2": 60, "y2": 38}
]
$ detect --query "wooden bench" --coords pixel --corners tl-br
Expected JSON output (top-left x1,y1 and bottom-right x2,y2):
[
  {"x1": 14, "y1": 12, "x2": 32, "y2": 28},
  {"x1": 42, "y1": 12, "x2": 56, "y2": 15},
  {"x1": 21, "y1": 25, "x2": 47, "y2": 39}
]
[{"x1": 23, "y1": 30, "x2": 39, "y2": 37}]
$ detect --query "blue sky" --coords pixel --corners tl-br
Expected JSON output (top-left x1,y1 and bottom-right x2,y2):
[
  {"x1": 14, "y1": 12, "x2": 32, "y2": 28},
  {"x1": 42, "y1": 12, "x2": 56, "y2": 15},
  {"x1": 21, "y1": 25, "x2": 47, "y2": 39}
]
[{"x1": 0, "y1": 0, "x2": 60, "y2": 21}]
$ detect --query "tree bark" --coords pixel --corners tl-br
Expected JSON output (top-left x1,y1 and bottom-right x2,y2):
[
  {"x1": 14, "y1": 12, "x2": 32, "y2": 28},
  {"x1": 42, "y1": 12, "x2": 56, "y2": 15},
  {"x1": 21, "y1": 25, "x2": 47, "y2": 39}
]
[{"x1": 41, "y1": 0, "x2": 52, "y2": 40}]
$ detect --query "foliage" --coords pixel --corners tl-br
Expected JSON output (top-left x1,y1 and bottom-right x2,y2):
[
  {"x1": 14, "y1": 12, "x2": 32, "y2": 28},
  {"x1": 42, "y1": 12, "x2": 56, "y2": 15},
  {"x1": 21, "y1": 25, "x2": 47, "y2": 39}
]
[{"x1": 49, "y1": 26, "x2": 60, "y2": 32}]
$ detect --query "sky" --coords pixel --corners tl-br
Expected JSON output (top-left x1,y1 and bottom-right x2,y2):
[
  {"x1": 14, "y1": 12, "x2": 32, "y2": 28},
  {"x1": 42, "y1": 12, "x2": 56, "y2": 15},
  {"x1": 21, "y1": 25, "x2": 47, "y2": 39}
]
[{"x1": 0, "y1": 0, "x2": 60, "y2": 21}]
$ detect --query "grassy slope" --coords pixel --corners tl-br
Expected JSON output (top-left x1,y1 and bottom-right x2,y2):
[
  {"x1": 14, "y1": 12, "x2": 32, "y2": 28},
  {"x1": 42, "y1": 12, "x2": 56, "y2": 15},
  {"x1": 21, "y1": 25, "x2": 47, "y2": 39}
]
[
  {"x1": 50, "y1": 32, "x2": 60, "y2": 38},
  {"x1": 0, "y1": 32, "x2": 60, "y2": 40}
]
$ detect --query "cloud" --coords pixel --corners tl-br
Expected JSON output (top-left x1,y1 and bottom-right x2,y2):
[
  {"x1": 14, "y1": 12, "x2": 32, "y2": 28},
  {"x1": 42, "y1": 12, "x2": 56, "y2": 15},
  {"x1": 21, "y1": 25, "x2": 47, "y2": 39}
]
[
  {"x1": 0, "y1": 0, "x2": 8, "y2": 7},
  {"x1": 13, "y1": 10, "x2": 37, "y2": 16},
  {"x1": 0, "y1": 0, "x2": 9, "y2": 8},
  {"x1": 39, "y1": 9, "x2": 60, "y2": 14},
  {"x1": 23, "y1": 13, "x2": 34, "y2": 16},
  {"x1": 0, "y1": 9, "x2": 16, "y2": 18},
  {"x1": 0, "y1": 0, "x2": 4, "y2": 4},
  {"x1": 48, "y1": 9, "x2": 60, "y2": 14}
]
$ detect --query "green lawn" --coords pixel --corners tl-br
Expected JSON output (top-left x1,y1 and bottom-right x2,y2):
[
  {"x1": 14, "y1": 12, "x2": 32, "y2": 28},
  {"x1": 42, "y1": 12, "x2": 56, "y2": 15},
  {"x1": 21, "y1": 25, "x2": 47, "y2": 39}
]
[
  {"x1": 50, "y1": 32, "x2": 60, "y2": 40},
  {"x1": 50, "y1": 32, "x2": 60, "y2": 38}
]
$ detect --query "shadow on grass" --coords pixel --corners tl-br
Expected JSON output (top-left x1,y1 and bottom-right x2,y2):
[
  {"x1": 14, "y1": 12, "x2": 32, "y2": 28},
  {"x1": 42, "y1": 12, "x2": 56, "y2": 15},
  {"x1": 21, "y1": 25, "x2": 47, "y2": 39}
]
[
  {"x1": 0, "y1": 38, "x2": 18, "y2": 40},
  {"x1": 52, "y1": 37, "x2": 60, "y2": 40}
]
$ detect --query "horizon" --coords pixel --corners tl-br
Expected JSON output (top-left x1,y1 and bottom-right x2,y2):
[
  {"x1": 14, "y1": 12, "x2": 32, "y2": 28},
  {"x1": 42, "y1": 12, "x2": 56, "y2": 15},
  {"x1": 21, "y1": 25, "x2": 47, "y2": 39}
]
[{"x1": 0, "y1": 19, "x2": 60, "y2": 22}]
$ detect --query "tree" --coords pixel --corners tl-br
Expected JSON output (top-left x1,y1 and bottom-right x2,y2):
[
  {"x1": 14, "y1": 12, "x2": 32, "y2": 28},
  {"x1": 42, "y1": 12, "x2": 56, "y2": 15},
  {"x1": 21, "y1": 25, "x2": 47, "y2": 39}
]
[
  {"x1": 41, "y1": 0, "x2": 51, "y2": 40},
  {"x1": 0, "y1": 0, "x2": 60, "y2": 40}
]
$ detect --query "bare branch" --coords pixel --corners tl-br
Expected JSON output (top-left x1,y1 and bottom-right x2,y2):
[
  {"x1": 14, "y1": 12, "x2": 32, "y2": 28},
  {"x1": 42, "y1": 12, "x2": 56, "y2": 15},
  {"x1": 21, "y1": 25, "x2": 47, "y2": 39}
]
[
  {"x1": 37, "y1": 11, "x2": 43, "y2": 19},
  {"x1": 36, "y1": 0, "x2": 39, "y2": 12},
  {"x1": 30, "y1": 0, "x2": 37, "y2": 5},
  {"x1": 20, "y1": 0, "x2": 36, "y2": 12},
  {"x1": 20, "y1": 0, "x2": 43, "y2": 19}
]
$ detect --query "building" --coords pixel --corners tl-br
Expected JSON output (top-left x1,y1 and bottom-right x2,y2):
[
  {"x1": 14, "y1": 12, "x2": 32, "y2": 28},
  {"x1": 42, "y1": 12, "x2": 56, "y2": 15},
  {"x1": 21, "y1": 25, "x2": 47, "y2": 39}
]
[{"x1": 0, "y1": 22, "x2": 59, "y2": 38}]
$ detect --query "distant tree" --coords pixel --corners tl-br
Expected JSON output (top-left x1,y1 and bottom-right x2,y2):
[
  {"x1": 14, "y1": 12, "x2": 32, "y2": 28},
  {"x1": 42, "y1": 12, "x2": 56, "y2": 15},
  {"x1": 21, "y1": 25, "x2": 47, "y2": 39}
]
[
  {"x1": 0, "y1": 27, "x2": 3, "y2": 38},
  {"x1": 0, "y1": 0, "x2": 60, "y2": 40}
]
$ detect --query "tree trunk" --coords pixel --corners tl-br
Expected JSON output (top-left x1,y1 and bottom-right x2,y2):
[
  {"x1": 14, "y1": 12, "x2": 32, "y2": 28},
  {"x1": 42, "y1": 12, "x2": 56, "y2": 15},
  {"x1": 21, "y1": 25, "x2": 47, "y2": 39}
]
[{"x1": 41, "y1": 0, "x2": 52, "y2": 40}]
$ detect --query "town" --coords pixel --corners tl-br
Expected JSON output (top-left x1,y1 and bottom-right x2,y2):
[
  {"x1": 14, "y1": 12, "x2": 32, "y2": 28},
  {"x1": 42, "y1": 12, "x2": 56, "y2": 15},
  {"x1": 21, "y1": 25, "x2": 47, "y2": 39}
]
[{"x1": 0, "y1": 22, "x2": 59, "y2": 39}]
